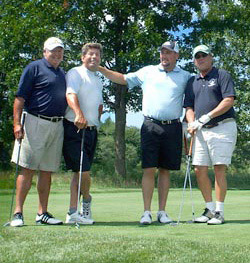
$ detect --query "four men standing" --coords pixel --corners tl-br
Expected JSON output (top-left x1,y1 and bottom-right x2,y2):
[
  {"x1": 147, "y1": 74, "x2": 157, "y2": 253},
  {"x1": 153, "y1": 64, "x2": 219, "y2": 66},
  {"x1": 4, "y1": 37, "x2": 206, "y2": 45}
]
[{"x1": 9, "y1": 38, "x2": 237, "y2": 226}]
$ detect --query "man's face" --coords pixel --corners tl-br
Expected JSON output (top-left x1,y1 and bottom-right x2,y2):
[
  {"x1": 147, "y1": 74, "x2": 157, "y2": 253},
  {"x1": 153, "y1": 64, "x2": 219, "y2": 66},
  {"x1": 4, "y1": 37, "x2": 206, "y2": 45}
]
[
  {"x1": 44, "y1": 47, "x2": 64, "y2": 68},
  {"x1": 194, "y1": 52, "x2": 213, "y2": 72},
  {"x1": 160, "y1": 48, "x2": 179, "y2": 71},
  {"x1": 82, "y1": 48, "x2": 101, "y2": 71}
]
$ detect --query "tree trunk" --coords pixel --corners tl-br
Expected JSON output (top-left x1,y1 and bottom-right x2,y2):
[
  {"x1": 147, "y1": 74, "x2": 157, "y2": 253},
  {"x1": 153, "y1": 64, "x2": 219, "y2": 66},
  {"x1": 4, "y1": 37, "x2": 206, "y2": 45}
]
[{"x1": 114, "y1": 84, "x2": 127, "y2": 178}]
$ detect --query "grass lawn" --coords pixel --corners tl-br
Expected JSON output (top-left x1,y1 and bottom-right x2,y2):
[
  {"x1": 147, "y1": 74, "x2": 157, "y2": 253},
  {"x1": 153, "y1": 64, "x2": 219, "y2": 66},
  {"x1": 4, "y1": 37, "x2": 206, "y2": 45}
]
[{"x1": 1, "y1": 184, "x2": 250, "y2": 263}]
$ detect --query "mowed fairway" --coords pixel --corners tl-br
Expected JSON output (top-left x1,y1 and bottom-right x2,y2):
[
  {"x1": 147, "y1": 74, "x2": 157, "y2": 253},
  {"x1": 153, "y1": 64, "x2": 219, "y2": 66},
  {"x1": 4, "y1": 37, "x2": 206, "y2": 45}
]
[{"x1": 1, "y1": 187, "x2": 250, "y2": 263}]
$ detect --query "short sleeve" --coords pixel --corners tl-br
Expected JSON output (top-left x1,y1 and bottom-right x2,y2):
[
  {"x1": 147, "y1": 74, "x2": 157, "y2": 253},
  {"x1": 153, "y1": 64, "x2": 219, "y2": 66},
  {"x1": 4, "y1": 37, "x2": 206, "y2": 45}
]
[{"x1": 66, "y1": 68, "x2": 83, "y2": 94}]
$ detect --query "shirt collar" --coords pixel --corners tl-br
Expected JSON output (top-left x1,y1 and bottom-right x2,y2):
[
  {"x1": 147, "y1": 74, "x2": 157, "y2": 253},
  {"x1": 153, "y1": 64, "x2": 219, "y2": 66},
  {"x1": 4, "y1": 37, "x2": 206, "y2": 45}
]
[
  {"x1": 157, "y1": 64, "x2": 180, "y2": 73},
  {"x1": 42, "y1": 57, "x2": 60, "y2": 70},
  {"x1": 196, "y1": 66, "x2": 216, "y2": 80}
]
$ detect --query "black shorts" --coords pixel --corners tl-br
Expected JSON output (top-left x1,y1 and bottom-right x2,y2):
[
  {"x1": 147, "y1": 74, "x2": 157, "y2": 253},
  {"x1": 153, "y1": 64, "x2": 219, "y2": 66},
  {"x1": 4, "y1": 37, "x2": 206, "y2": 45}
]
[
  {"x1": 141, "y1": 119, "x2": 182, "y2": 170},
  {"x1": 63, "y1": 119, "x2": 97, "y2": 172}
]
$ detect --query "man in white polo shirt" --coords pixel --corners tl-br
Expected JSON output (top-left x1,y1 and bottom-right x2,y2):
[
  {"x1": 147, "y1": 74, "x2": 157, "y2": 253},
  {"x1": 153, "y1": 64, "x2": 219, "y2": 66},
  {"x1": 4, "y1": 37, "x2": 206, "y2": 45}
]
[
  {"x1": 63, "y1": 43, "x2": 103, "y2": 225},
  {"x1": 98, "y1": 41, "x2": 191, "y2": 224}
]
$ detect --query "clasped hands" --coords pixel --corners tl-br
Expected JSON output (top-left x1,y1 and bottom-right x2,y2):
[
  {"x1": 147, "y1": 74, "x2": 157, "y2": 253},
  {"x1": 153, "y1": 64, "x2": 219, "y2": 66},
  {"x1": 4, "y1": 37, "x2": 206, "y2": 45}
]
[{"x1": 188, "y1": 113, "x2": 212, "y2": 132}]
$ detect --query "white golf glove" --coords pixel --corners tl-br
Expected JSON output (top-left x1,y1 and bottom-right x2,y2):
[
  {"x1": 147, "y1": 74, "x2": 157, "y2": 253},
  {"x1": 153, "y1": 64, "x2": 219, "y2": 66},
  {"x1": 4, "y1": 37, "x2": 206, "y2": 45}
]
[{"x1": 188, "y1": 113, "x2": 212, "y2": 130}]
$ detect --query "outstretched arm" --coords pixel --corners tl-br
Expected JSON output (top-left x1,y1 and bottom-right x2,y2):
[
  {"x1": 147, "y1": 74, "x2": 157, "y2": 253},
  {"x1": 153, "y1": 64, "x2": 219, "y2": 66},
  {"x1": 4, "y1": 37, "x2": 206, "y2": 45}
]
[{"x1": 98, "y1": 66, "x2": 127, "y2": 85}]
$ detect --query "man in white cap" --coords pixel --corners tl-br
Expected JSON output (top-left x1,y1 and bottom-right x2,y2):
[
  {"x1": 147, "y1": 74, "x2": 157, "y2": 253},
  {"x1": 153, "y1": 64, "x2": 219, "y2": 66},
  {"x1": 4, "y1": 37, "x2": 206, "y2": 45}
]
[
  {"x1": 184, "y1": 44, "x2": 237, "y2": 225},
  {"x1": 10, "y1": 37, "x2": 67, "y2": 227},
  {"x1": 98, "y1": 41, "x2": 190, "y2": 224}
]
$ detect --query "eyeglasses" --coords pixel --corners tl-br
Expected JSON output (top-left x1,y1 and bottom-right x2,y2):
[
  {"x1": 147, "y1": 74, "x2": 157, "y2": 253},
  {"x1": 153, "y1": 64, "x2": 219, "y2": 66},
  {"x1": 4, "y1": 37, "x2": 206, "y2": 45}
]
[{"x1": 195, "y1": 53, "x2": 208, "y2": 59}]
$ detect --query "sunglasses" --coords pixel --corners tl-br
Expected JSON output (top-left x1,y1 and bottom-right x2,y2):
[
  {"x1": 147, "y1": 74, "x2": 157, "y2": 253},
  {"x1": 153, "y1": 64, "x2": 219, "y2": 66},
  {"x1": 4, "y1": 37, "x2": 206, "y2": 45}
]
[{"x1": 195, "y1": 53, "x2": 208, "y2": 59}]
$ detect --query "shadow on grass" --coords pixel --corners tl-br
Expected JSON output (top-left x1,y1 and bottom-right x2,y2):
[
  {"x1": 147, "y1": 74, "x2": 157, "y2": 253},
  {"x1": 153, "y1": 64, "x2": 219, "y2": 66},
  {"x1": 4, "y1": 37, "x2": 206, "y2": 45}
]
[{"x1": 225, "y1": 220, "x2": 250, "y2": 224}]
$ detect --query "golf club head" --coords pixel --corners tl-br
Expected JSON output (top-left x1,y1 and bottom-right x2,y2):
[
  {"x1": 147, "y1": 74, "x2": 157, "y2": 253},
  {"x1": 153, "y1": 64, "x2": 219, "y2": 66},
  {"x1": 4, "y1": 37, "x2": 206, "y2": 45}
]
[
  {"x1": 75, "y1": 222, "x2": 80, "y2": 229},
  {"x1": 3, "y1": 222, "x2": 10, "y2": 227},
  {"x1": 186, "y1": 220, "x2": 195, "y2": 224},
  {"x1": 169, "y1": 222, "x2": 180, "y2": 227}
]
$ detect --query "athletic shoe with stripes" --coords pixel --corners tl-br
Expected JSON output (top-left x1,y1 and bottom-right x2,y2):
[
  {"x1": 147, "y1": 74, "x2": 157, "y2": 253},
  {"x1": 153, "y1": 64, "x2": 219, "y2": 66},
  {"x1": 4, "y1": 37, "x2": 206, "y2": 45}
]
[
  {"x1": 10, "y1": 212, "x2": 24, "y2": 227},
  {"x1": 36, "y1": 212, "x2": 63, "y2": 225},
  {"x1": 81, "y1": 195, "x2": 93, "y2": 220}
]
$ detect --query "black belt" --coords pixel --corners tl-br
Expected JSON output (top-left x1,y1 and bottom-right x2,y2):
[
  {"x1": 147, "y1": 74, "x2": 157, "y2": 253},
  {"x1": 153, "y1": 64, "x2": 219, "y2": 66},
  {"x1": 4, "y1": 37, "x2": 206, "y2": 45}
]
[
  {"x1": 29, "y1": 112, "x2": 63, "y2": 122},
  {"x1": 86, "y1": 126, "x2": 97, "y2": 131},
  {"x1": 203, "y1": 123, "x2": 218, "y2": 129},
  {"x1": 203, "y1": 118, "x2": 235, "y2": 129},
  {"x1": 145, "y1": 116, "x2": 180, "y2": 125}
]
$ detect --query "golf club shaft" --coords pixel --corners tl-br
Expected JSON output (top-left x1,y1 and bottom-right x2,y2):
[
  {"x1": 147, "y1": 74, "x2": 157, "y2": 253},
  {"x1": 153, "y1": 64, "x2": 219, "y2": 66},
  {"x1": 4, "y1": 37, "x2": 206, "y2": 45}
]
[
  {"x1": 77, "y1": 129, "x2": 85, "y2": 215},
  {"x1": 8, "y1": 111, "x2": 26, "y2": 222},
  {"x1": 177, "y1": 134, "x2": 194, "y2": 224}
]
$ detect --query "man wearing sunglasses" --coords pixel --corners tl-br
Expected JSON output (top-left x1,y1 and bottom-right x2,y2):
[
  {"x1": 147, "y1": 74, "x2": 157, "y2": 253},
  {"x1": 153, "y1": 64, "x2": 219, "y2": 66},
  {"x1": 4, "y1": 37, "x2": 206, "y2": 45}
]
[{"x1": 184, "y1": 45, "x2": 237, "y2": 225}]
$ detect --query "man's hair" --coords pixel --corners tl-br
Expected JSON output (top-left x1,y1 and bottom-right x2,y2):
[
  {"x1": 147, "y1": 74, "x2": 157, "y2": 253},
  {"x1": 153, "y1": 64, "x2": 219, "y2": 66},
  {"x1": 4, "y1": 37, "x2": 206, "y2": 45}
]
[{"x1": 82, "y1": 43, "x2": 103, "y2": 56}]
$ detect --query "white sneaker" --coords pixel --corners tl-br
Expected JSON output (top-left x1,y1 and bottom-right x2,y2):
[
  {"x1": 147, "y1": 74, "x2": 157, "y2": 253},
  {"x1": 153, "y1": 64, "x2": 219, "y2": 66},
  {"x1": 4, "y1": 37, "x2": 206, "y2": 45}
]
[
  {"x1": 81, "y1": 196, "x2": 92, "y2": 220},
  {"x1": 140, "y1": 211, "x2": 152, "y2": 225},
  {"x1": 65, "y1": 211, "x2": 94, "y2": 225},
  {"x1": 36, "y1": 212, "x2": 63, "y2": 225},
  {"x1": 194, "y1": 208, "x2": 214, "y2": 223},
  {"x1": 207, "y1": 211, "x2": 224, "y2": 225},
  {"x1": 157, "y1": 211, "x2": 172, "y2": 224},
  {"x1": 10, "y1": 212, "x2": 24, "y2": 227}
]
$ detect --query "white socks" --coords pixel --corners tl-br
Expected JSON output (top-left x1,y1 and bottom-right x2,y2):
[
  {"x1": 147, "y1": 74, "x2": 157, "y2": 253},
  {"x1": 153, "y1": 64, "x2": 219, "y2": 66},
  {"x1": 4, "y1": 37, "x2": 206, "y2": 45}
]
[
  {"x1": 215, "y1": 201, "x2": 224, "y2": 216},
  {"x1": 206, "y1": 202, "x2": 215, "y2": 212}
]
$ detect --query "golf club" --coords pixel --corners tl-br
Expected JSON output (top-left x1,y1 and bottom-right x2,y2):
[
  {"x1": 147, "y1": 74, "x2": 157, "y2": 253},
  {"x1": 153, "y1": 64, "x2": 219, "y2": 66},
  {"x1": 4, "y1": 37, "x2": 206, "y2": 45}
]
[
  {"x1": 174, "y1": 133, "x2": 195, "y2": 226},
  {"x1": 75, "y1": 128, "x2": 85, "y2": 229},
  {"x1": 3, "y1": 111, "x2": 26, "y2": 227}
]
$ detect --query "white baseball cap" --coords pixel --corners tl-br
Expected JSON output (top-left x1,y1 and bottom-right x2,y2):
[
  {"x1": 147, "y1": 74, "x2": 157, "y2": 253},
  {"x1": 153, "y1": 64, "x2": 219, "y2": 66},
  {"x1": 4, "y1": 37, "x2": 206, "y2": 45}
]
[
  {"x1": 193, "y1": 45, "x2": 211, "y2": 58},
  {"x1": 44, "y1": 37, "x2": 64, "y2": 51},
  {"x1": 160, "y1": 41, "x2": 179, "y2": 53}
]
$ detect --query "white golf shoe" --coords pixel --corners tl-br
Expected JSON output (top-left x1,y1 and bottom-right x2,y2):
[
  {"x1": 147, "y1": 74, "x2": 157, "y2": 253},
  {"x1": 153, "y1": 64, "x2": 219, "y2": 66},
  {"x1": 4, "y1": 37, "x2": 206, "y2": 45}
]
[
  {"x1": 65, "y1": 211, "x2": 94, "y2": 225},
  {"x1": 157, "y1": 211, "x2": 172, "y2": 224},
  {"x1": 194, "y1": 208, "x2": 214, "y2": 223},
  {"x1": 10, "y1": 212, "x2": 24, "y2": 227},
  {"x1": 207, "y1": 211, "x2": 224, "y2": 225},
  {"x1": 140, "y1": 211, "x2": 152, "y2": 225},
  {"x1": 36, "y1": 212, "x2": 63, "y2": 225}
]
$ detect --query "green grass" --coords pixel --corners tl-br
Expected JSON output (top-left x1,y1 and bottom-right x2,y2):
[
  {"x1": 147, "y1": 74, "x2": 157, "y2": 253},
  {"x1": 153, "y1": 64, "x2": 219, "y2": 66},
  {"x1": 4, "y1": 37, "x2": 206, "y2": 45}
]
[{"x1": 1, "y1": 185, "x2": 250, "y2": 263}]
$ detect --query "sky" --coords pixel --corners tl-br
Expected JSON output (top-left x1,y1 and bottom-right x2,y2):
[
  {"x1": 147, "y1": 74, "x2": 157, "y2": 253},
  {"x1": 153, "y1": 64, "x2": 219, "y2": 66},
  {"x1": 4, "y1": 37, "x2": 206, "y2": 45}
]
[{"x1": 101, "y1": 111, "x2": 144, "y2": 128}]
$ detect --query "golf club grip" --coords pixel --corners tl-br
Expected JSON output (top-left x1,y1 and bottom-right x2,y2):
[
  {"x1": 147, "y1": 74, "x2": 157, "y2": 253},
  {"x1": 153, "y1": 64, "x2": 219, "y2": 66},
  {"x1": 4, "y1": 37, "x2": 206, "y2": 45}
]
[
  {"x1": 20, "y1": 111, "x2": 26, "y2": 126},
  {"x1": 188, "y1": 136, "x2": 194, "y2": 157}
]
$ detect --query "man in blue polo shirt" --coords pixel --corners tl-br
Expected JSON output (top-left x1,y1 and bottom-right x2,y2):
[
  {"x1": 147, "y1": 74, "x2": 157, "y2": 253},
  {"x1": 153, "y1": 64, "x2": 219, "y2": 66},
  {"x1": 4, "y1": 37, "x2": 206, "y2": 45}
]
[
  {"x1": 10, "y1": 37, "x2": 67, "y2": 227},
  {"x1": 184, "y1": 44, "x2": 237, "y2": 225},
  {"x1": 98, "y1": 41, "x2": 190, "y2": 224}
]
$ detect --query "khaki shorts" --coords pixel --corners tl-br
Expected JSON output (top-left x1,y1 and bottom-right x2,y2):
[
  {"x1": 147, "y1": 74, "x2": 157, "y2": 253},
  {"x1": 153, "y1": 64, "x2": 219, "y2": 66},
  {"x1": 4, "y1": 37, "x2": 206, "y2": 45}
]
[
  {"x1": 11, "y1": 113, "x2": 64, "y2": 172},
  {"x1": 192, "y1": 120, "x2": 237, "y2": 166}
]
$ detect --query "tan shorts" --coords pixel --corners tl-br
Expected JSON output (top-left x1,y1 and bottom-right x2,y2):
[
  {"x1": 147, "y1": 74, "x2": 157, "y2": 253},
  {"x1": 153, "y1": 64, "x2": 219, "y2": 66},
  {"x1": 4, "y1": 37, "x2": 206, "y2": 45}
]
[
  {"x1": 11, "y1": 113, "x2": 64, "y2": 172},
  {"x1": 192, "y1": 119, "x2": 237, "y2": 166}
]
